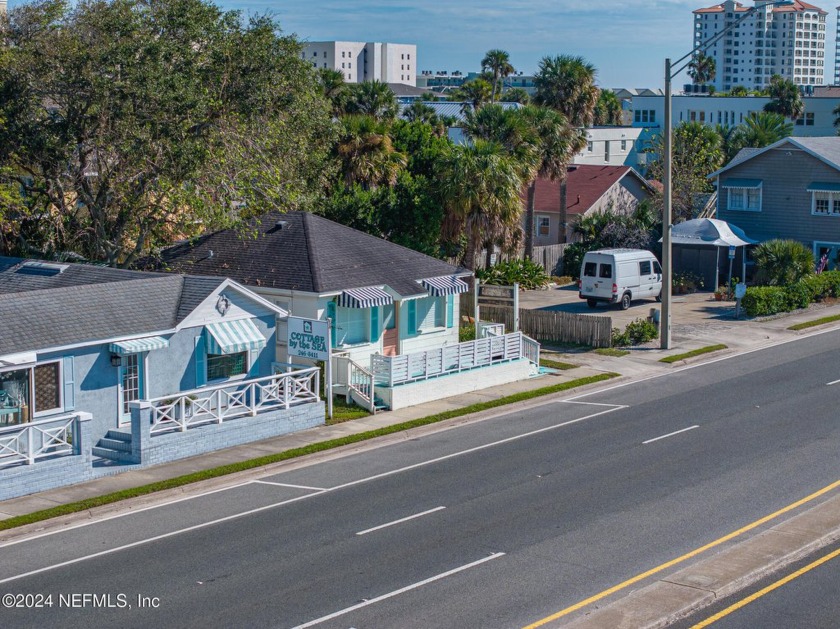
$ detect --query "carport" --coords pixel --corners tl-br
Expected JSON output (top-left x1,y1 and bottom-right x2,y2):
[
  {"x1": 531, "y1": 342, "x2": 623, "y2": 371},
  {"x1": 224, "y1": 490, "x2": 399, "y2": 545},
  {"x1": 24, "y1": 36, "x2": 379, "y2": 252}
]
[{"x1": 665, "y1": 218, "x2": 757, "y2": 290}]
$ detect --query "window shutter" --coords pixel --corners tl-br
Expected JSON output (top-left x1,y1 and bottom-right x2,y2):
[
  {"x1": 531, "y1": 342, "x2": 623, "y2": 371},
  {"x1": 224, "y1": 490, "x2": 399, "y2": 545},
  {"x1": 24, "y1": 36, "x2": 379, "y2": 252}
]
[
  {"x1": 407, "y1": 300, "x2": 417, "y2": 334},
  {"x1": 327, "y1": 301, "x2": 337, "y2": 348},
  {"x1": 62, "y1": 356, "x2": 75, "y2": 411},
  {"x1": 195, "y1": 335, "x2": 206, "y2": 387},
  {"x1": 446, "y1": 295, "x2": 454, "y2": 328},
  {"x1": 370, "y1": 306, "x2": 379, "y2": 341}
]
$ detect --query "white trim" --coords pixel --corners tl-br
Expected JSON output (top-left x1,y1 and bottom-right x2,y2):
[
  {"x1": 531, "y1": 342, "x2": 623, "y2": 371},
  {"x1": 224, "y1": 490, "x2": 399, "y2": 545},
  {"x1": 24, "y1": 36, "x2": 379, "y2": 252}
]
[{"x1": 810, "y1": 190, "x2": 840, "y2": 216}]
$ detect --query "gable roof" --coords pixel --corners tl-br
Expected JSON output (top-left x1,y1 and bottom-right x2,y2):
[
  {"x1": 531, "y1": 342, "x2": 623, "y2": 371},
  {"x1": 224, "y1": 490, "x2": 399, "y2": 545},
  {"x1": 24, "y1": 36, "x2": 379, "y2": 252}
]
[
  {"x1": 525, "y1": 165, "x2": 654, "y2": 216},
  {"x1": 0, "y1": 257, "x2": 234, "y2": 356},
  {"x1": 710, "y1": 137, "x2": 840, "y2": 178},
  {"x1": 151, "y1": 211, "x2": 470, "y2": 298}
]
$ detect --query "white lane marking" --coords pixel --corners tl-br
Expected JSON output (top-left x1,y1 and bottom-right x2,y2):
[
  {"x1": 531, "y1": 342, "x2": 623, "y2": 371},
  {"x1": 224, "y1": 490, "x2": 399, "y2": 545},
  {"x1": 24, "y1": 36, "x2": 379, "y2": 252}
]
[
  {"x1": 0, "y1": 492, "x2": 320, "y2": 585},
  {"x1": 0, "y1": 405, "x2": 622, "y2": 579},
  {"x1": 291, "y1": 552, "x2": 505, "y2": 629},
  {"x1": 566, "y1": 325, "x2": 840, "y2": 402},
  {"x1": 356, "y1": 507, "x2": 446, "y2": 536},
  {"x1": 827, "y1": 378, "x2": 840, "y2": 386},
  {"x1": 329, "y1": 405, "x2": 627, "y2": 492},
  {"x1": 642, "y1": 425, "x2": 699, "y2": 445},
  {"x1": 252, "y1": 480, "x2": 327, "y2": 491}
]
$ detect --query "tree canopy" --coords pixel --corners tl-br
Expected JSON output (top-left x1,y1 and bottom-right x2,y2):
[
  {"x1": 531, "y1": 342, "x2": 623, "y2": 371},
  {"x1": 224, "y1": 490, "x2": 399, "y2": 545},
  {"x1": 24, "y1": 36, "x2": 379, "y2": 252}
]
[{"x1": 0, "y1": 0, "x2": 334, "y2": 265}]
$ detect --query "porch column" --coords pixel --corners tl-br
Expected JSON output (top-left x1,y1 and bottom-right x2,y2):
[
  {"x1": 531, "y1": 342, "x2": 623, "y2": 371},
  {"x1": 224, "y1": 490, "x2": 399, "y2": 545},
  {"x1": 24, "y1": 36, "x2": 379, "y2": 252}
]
[{"x1": 129, "y1": 400, "x2": 152, "y2": 464}]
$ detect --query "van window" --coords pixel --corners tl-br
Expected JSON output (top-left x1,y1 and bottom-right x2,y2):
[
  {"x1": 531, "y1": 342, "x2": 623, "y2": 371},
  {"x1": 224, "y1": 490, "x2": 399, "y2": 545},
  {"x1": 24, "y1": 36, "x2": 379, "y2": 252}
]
[
  {"x1": 639, "y1": 260, "x2": 652, "y2": 275},
  {"x1": 583, "y1": 262, "x2": 597, "y2": 277},
  {"x1": 653, "y1": 261, "x2": 662, "y2": 274},
  {"x1": 599, "y1": 264, "x2": 613, "y2": 279}
]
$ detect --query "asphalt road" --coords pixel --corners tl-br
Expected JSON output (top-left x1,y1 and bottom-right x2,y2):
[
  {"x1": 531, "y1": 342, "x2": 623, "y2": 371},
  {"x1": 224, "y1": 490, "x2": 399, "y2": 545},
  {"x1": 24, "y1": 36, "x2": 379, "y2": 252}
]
[
  {"x1": 2, "y1": 331, "x2": 840, "y2": 629},
  {"x1": 671, "y1": 538, "x2": 840, "y2": 629}
]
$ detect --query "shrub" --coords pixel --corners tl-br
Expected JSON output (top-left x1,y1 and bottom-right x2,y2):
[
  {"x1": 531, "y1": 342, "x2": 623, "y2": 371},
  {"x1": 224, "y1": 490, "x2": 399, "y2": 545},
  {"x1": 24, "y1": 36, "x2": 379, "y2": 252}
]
[
  {"x1": 741, "y1": 286, "x2": 789, "y2": 316},
  {"x1": 784, "y1": 281, "x2": 812, "y2": 310},
  {"x1": 821, "y1": 270, "x2": 840, "y2": 297},
  {"x1": 562, "y1": 242, "x2": 588, "y2": 279},
  {"x1": 799, "y1": 274, "x2": 830, "y2": 302},
  {"x1": 476, "y1": 259, "x2": 549, "y2": 290},
  {"x1": 673, "y1": 271, "x2": 704, "y2": 294},
  {"x1": 753, "y1": 239, "x2": 814, "y2": 286},
  {"x1": 459, "y1": 323, "x2": 475, "y2": 343},
  {"x1": 612, "y1": 318, "x2": 659, "y2": 347}
]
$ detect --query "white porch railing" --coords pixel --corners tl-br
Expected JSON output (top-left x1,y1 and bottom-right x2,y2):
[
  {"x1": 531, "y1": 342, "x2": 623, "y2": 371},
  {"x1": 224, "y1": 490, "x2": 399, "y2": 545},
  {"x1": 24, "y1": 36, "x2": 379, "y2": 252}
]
[
  {"x1": 478, "y1": 321, "x2": 505, "y2": 338},
  {"x1": 149, "y1": 368, "x2": 320, "y2": 435},
  {"x1": 371, "y1": 332, "x2": 539, "y2": 387},
  {"x1": 0, "y1": 414, "x2": 76, "y2": 468},
  {"x1": 333, "y1": 355, "x2": 377, "y2": 413}
]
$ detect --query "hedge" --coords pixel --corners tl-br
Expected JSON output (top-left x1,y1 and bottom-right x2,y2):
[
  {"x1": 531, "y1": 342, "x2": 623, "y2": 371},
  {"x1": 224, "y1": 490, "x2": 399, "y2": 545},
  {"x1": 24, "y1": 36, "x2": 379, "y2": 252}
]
[{"x1": 741, "y1": 270, "x2": 840, "y2": 317}]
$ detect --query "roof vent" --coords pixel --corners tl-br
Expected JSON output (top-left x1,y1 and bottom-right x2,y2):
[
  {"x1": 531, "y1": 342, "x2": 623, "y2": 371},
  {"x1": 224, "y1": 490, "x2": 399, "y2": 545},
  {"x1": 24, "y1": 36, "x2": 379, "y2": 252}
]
[
  {"x1": 275, "y1": 220, "x2": 289, "y2": 230},
  {"x1": 17, "y1": 261, "x2": 69, "y2": 276}
]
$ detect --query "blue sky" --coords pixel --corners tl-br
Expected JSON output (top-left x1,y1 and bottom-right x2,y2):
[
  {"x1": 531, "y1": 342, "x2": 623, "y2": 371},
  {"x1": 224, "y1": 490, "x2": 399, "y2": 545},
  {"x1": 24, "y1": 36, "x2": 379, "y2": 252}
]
[{"x1": 9, "y1": 0, "x2": 837, "y2": 88}]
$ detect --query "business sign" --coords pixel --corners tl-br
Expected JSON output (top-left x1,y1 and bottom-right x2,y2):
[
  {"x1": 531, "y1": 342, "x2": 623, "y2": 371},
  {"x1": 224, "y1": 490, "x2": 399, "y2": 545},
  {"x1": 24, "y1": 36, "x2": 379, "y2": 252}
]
[{"x1": 287, "y1": 317, "x2": 329, "y2": 361}]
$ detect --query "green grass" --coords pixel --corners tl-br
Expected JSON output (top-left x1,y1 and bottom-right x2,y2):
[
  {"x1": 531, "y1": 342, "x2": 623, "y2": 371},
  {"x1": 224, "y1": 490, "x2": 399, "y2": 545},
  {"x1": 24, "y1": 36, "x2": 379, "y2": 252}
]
[
  {"x1": 659, "y1": 344, "x2": 728, "y2": 364},
  {"x1": 788, "y1": 314, "x2": 840, "y2": 331},
  {"x1": 539, "y1": 358, "x2": 578, "y2": 371},
  {"x1": 327, "y1": 397, "x2": 371, "y2": 424},
  {"x1": 0, "y1": 372, "x2": 618, "y2": 532},
  {"x1": 594, "y1": 347, "x2": 630, "y2": 357}
]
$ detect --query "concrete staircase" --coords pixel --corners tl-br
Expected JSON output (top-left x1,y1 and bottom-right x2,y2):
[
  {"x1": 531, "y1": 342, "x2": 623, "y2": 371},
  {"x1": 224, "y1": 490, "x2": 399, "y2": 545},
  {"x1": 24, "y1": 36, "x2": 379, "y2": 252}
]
[{"x1": 92, "y1": 429, "x2": 133, "y2": 462}]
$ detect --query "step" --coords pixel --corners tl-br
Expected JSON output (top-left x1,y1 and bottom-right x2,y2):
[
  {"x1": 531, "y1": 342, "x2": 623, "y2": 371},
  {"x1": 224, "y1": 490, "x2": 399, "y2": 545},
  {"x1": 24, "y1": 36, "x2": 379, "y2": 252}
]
[
  {"x1": 97, "y1": 437, "x2": 132, "y2": 452},
  {"x1": 92, "y1": 446, "x2": 133, "y2": 462},
  {"x1": 105, "y1": 430, "x2": 132, "y2": 442}
]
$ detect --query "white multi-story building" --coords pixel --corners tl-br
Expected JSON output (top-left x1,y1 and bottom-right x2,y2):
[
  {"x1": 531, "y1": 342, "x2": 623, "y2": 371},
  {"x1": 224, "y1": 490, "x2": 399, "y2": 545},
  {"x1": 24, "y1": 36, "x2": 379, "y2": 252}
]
[
  {"x1": 693, "y1": 0, "x2": 827, "y2": 91},
  {"x1": 302, "y1": 41, "x2": 417, "y2": 86}
]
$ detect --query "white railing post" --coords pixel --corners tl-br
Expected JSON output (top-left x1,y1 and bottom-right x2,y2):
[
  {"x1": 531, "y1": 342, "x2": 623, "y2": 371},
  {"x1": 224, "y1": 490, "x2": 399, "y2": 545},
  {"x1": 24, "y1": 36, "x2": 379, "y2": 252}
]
[
  {"x1": 250, "y1": 382, "x2": 258, "y2": 417},
  {"x1": 179, "y1": 397, "x2": 187, "y2": 431},
  {"x1": 26, "y1": 426, "x2": 34, "y2": 465},
  {"x1": 284, "y1": 373, "x2": 291, "y2": 409}
]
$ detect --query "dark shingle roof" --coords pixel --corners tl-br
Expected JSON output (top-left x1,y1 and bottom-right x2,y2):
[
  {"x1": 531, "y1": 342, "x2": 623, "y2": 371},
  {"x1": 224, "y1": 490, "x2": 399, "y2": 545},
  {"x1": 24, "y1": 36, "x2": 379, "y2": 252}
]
[
  {"x1": 0, "y1": 257, "x2": 224, "y2": 356},
  {"x1": 153, "y1": 212, "x2": 470, "y2": 297}
]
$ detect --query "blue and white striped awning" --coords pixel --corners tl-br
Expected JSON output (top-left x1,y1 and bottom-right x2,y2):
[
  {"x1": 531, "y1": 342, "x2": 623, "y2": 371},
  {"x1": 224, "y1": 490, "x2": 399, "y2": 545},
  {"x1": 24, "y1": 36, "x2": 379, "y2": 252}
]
[
  {"x1": 337, "y1": 286, "x2": 393, "y2": 309},
  {"x1": 109, "y1": 336, "x2": 169, "y2": 355},
  {"x1": 205, "y1": 319, "x2": 266, "y2": 355},
  {"x1": 421, "y1": 275, "x2": 470, "y2": 296}
]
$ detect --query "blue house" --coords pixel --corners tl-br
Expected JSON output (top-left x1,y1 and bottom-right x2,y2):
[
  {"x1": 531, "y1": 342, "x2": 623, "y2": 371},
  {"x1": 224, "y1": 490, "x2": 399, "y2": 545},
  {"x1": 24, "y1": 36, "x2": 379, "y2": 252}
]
[{"x1": 0, "y1": 257, "x2": 323, "y2": 500}]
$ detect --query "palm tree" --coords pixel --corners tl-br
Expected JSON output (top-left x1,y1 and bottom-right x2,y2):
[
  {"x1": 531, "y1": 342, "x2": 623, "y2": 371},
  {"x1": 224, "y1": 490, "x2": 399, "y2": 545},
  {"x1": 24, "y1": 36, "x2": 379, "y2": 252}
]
[
  {"x1": 764, "y1": 75, "x2": 804, "y2": 120},
  {"x1": 403, "y1": 101, "x2": 438, "y2": 124},
  {"x1": 438, "y1": 140, "x2": 525, "y2": 270},
  {"x1": 318, "y1": 68, "x2": 349, "y2": 116},
  {"x1": 593, "y1": 90, "x2": 622, "y2": 126},
  {"x1": 519, "y1": 106, "x2": 583, "y2": 259},
  {"x1": 345, "y1": 80, "x2": 399, "y2": 121},
  {"x1": 732, "y1": 112, "x2": 793, "y2": 151},
  {"x1": 335, "y1": 115, "x2": 406, "y2": 189},
  {"x1": 451, "y1": 78, "x2": 493, "y2": 112},
  {"x1": 753, "y1": 239, "x2": 814, "y2": 285},
  {"x1": 481, "y1": 49, "x2": 514, "y2": 102},
  {"x1": 687, "y1": 52, "x2": 716, "y2": 86},
  {"x1": 533, "y1": 54, "x2": 599, "y2": 242},
  {"x1": 502, "y1": 87, "x2": 530, "y2": 104}
]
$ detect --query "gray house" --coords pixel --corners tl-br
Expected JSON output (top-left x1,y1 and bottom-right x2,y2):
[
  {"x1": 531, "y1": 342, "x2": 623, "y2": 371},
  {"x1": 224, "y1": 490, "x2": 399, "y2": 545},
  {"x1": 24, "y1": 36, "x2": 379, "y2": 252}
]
[
  {"x1": 710, "y1": 137, "x2": 840, "y2": 268},
  {"x1": 0, "y1": 258, "x2": 323, "y2": 500}
]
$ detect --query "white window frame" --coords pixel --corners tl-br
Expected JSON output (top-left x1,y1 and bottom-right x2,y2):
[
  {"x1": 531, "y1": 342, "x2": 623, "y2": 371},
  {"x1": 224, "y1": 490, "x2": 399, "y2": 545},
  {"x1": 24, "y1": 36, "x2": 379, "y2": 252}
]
[
  {"x1": 811, "y1": 190, "x2": 840, "y2": 216},
  {"x1": 31, "y1": 360, "x2": 64, "y2": 419},
  {"x1": 335, "y1": 306, "x2": 371, "y2": 347},
  {"x1": 536, "y1": 215, "x2": 550, "y2": 236},
  {"x1": 118, "y1": 352, "x2": 147, "y2": 425},
  {"x1": 725, "y1": 185, "x2": 762, "y2": 211},
  {"x1": 206, "y1": 349, "x2": 252, "y2": 384},
  {"x1": 416, "y1": 296, "x2": 446, "y2": 333}
]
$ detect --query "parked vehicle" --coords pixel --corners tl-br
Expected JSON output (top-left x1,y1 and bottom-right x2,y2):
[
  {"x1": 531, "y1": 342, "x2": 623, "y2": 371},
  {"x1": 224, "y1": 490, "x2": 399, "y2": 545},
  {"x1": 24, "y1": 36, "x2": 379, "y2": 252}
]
[{"x1": 579, "y1": 249, "x2": 662, "y2": 309}]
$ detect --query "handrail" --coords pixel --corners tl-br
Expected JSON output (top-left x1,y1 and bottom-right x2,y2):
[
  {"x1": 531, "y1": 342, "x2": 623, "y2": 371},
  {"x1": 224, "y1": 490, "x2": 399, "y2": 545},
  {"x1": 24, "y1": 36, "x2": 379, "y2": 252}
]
[
  {"x1": 149, "y1": 368, "x2": 320, "y2": 435},
  {"x1": 0, "y1": 413, "x2": 77, "y2": 468},
  {"x1": 334, "y1": 355, "x2": 376, "y2": 413}
]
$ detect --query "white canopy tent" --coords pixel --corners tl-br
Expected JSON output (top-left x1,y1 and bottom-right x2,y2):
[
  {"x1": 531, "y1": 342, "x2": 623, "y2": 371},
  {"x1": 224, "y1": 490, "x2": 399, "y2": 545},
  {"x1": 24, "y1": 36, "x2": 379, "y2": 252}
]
[{"x1": 661, "y1": 218, "x2": 758, "y2": 290}]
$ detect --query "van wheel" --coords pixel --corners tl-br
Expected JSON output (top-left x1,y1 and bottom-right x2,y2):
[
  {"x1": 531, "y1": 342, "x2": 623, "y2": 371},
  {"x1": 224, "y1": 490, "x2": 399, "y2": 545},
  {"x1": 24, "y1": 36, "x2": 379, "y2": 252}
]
[
  {"x1": 586, "y1": 299, "x2": 597, "y2": 309},
  {"x1": 655, "y1": 291, "x2": 662, "y2": 303},
  {"x1": 620, "y1": 293, "x2": 632, "y2": 310}
]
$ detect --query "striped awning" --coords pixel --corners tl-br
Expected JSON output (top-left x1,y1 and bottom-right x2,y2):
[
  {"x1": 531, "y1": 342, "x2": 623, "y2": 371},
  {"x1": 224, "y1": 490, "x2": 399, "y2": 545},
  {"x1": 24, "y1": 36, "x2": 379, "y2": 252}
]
[
  {"x1": 109, "y1": 336, "x2": 169, "y2": 355},
  {"x1": 421, "y1": 275, "x2": 470, "y2": 296},
  {"x1": 205, "y1": 319, "x2": 266, "y2": 355},
  {"x1": 337, "y1": 286, "x2": 393, "y2": 309},
  {"x1": 807, "y1": 182, "x2": 840, "y2": 193}
]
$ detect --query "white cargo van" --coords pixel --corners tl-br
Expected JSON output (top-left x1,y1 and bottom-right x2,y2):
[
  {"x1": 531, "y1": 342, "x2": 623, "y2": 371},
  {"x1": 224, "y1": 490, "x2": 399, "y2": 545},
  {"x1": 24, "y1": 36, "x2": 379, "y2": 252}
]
[{"x1": 578, "y1": 249, "x2": 662, "y2": 310}]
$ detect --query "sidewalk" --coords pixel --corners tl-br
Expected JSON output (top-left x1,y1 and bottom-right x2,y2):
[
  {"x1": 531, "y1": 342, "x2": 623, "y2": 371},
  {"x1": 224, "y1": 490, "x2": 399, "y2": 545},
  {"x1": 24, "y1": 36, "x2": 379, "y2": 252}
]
[{"x1": 2, "y1": 293, "x2": 840, "y2": 522}]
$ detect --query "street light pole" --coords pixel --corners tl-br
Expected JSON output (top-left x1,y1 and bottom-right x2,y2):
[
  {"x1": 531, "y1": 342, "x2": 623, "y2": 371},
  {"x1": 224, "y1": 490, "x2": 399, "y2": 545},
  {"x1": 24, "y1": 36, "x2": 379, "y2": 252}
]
[
  {"x1": 661, "y1": 58, "x2": 673, "y2": 349},
  {"x1": 659, "y1": 0, "x2": 792, "y2": 350}
]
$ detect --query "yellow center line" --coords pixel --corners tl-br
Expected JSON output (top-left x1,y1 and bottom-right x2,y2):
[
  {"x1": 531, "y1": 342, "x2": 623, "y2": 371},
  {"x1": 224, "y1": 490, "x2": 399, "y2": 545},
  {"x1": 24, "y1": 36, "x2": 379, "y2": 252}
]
[
  {"x1": 523, "y1": 479, "x2": 840, "y2": 629},
  {"x1": 691, "y1": 545, "x2": 840, "y2": 628}
]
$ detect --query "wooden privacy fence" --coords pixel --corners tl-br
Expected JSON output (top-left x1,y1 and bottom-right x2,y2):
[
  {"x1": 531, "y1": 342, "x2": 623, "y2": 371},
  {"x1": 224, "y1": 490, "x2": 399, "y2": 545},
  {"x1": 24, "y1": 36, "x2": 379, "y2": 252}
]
[
  {"x1": 462, "y1": 300, "x2": 612, "y2": 348},
  {"x1": 447, "y1": 243, "x2": 570, "y2": 274}
]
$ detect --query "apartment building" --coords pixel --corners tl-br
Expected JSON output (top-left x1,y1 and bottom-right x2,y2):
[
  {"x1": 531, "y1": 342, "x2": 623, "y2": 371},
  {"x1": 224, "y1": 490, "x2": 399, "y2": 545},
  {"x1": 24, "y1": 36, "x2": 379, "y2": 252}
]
[
  {"x1": 693, "y1": 0, "x2": 827, "y2": 91},
  {"x1": 302, "y1": 41, "x2": 417, "y2": 86}
]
